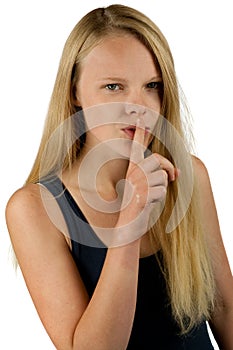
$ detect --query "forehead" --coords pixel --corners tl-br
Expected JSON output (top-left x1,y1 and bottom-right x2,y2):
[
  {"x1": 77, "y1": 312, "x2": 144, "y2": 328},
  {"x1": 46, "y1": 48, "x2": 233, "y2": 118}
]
[{"x1": 79, "y1": 34, "x2": 160, "y2": 79}]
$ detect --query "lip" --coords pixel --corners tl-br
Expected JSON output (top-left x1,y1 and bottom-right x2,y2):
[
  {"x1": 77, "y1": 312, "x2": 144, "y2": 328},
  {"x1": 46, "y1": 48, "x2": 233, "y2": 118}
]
[
  {"x1": 122, "y1": 126, "x2": 136, "y2": 139},
  {"x1": 121, "y1": 125, "x2": 150, "y2": 139}
]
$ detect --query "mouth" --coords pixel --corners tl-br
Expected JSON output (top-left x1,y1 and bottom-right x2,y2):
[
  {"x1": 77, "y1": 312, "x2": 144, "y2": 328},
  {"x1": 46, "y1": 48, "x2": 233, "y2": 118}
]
[{"x1": 121, "y1": 125, "x2": 150, "y2": 139}]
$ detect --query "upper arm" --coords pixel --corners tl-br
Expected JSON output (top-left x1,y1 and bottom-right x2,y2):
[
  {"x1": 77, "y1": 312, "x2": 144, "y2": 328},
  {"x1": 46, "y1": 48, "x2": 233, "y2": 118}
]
[
  {"x1": 5, "y1": 184, "x2": 89, "y2": 350},
  {"x1": 193, "y1": 156, "x2": 233, "y2": 310}
]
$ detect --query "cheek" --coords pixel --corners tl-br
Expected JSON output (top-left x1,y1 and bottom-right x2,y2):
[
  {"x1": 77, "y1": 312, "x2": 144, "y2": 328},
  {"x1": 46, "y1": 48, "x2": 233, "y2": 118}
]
[
  {"x1": 76, "y1": 82, "x2": 100, "y2": 109},
  {"x1": 88, "y1": 125, "x2": 115, "y2": 139},
  {"x1": 79, "y1": 96, "x2": 99, "y2": 109},
  {"x1": 151, "y1": 95, "x2": 161, "y2": 114}
]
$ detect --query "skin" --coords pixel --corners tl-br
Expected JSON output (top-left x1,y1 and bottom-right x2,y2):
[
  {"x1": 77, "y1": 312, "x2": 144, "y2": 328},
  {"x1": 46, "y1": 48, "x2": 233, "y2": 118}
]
[
  {"x1": 68, "y1": 34, "x2": 173, "y2": 245},
  {"x1": 75, "y1": 35, "x2": 162, "y2": 154},
  {"x1": 5, "y1": 34, "x2": 233, "y2": 349}
]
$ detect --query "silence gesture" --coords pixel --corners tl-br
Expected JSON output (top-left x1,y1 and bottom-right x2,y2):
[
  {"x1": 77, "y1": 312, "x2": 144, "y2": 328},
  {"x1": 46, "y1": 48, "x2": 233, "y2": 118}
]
[{"x1": 117, "y1": 117, "x2": 178, "y2": 241}]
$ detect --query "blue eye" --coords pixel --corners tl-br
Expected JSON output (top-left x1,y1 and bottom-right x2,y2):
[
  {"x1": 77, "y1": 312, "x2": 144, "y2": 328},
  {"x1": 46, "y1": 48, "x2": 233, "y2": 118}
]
[
  {"x1": 147, "y1": 82, "x2": 163, "y2": 90},
  {"x1": 105, "y1": 84, "x2": 120, "y2": 91}
]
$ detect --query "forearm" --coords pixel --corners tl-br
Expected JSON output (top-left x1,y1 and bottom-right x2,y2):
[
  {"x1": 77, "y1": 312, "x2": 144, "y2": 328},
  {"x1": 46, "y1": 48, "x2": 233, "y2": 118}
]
[
  {"x1": 209, "y1": 307, "x2": 233, "y2": 349},
  {"x1": 72, "y1": 239, "x2": 140, "y2": 350}
]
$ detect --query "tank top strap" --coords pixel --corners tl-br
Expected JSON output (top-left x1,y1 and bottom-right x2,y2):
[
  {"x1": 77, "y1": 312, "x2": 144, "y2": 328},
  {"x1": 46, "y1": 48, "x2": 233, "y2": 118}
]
[{"x1": 39, "y1": 176, "x2": 106, "y2": 248}]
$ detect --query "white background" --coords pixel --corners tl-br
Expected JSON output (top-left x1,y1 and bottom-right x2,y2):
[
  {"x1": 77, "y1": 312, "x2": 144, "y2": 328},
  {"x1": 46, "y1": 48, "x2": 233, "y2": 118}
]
[{"x1": 0, "y1": 0, "x2": 232, "y2": 349}]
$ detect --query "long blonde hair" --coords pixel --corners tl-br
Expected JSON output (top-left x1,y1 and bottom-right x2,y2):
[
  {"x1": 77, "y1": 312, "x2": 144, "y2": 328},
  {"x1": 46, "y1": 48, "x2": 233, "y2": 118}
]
[{"x1": 26, "y1": 4, "x2": 215, "y2": 334}]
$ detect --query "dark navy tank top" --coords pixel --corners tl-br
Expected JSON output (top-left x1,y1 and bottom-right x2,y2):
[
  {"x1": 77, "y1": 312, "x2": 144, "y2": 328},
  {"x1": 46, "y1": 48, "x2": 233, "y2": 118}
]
[{"x1": 41, "y1": 176, "x2": 215, "y2": 349}]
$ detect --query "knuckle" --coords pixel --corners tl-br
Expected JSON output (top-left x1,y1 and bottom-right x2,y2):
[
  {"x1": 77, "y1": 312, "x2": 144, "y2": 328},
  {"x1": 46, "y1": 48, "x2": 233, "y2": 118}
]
[
  {"x1": 156, "y1": 186, "x2": 167, "y2": 202},
  {"x1": 154, "y1": 170, "x2": 168, "y2": 186},
  {"x1": 160, "y1": 170, "x2": 168, "y2": 184},
  {"x1": 152, "y1": 154, "x2": 161, "y2": 168},
  {"x1": 159, "y1": 186, "x2": 167, "y2": 198}
]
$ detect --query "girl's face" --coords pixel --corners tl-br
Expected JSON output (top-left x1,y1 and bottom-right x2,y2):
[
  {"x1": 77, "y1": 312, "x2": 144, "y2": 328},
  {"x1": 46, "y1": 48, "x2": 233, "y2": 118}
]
[{"x1": 75, "y1": 34, "x2": 162, "y2": 148}]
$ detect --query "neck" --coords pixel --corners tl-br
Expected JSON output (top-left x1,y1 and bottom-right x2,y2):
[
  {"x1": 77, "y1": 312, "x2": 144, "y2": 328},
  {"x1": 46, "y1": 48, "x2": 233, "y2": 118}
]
[
  {"x1": 96, "y1": 158, "x2": 129, "y2": 198},
  {"x1": 67, "y1": 142, "x2": 130, "y2": 200}
]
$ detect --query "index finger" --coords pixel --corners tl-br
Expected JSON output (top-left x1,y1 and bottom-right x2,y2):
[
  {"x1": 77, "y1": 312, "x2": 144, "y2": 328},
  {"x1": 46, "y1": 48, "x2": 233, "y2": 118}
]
[{"x1": 129, "y1": 118, "x2": 146, "y2": 165}]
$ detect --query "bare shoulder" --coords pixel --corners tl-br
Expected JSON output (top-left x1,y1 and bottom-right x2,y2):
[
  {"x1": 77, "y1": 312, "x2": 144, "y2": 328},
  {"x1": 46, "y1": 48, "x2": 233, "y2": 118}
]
[
  {"x1": 191, "y1": 155, "x2": 209, "y2": 177},
  {"x1": 191, "y1": 155, "x2": 212, "y2": 192},
  {"x1": 6, "y1": 183, "x2": 43, "y2": 222},
  {"x1": 5, "y1": 182, "x2": 69, "y2": 249},
  {"x1": 7, "y1": 182, "x2": 42, "y2": 206},
  {"x1": 191, "y1": 155, "x2": 229, "y2": 262},
  {"x1": 190, "y1": 155, "x2": 217, "y2": 224},
  {"x1": 6, "y1": 183, "x2": 49, "y2": 229}
]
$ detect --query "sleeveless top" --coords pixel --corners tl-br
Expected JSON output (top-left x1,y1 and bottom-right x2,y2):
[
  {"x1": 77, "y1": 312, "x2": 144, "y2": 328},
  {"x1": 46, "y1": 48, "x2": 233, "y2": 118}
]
[{"x1": 41, "y1": 177, "x2": 214, "y2": 349}]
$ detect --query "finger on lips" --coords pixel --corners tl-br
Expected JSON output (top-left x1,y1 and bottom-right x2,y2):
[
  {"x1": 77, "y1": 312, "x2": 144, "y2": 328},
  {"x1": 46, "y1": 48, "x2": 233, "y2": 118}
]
[
  {"x1": 134, "y1": 118, "x2": 146, "y2": 145},
  {"x1": 127, "y1": 118, "x2": 179, "y2": 203},
  {"x1": 130, "y1": 119, "x2": 178, "y2": 183},
  {"x1": 128, "y1": 118, "x2": 146, "y2": 167}
]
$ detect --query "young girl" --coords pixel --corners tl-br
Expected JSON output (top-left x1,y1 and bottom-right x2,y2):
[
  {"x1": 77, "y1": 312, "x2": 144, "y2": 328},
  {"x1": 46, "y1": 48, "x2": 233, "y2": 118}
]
[{"x1": 6, "y1": 4, "x2": 233, "y2": 349}]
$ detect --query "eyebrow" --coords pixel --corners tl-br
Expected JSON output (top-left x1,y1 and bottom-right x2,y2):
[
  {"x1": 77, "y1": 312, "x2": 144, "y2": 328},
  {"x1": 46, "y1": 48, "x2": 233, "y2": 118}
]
[
  {"x1": 97, "y1": 76, "x2": 163, "y2": 82},
  {"x1": 147, "y1": 76, "x2": 163, "y2": 81},
  {"x1": 97, "y1": 77, "x2": 127, "y2": 83}
]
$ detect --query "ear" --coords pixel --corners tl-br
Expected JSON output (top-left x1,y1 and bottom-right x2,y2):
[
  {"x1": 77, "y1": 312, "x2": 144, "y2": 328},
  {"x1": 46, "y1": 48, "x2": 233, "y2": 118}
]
[
  {"x1": 71, "y1": 84, "x2": 81, "y2": 107},
  {"x1": 73, "y1": 98, "x2": 81, "y2": 107}
]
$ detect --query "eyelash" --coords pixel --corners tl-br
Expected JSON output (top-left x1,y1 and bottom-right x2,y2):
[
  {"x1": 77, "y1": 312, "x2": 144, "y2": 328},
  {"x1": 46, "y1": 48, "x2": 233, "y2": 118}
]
[
  {"x1": 105, "y1": 82, "x2": 163, "y2": 91},
  {"x1": 105, "y1": 84, "x2": 121, "y2": 91},
  {"x1": 146, "y1": 82, "x2": 163, "y2": 90}
]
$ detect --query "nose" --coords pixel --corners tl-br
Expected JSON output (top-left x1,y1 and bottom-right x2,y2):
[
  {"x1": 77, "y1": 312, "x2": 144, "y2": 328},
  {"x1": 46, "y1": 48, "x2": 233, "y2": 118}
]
[{"x1": 124, "y1": 103, "x2": 146, "y2": 116}]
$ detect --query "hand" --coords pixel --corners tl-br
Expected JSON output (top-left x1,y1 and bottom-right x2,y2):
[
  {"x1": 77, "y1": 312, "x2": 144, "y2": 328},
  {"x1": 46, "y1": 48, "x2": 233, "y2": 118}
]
[
  {"x1": 126, "y1": 118, "x2": 177, "y2": 203},
  {"x1": 118, "y1": 118, "x2": 178, "y2": 234}
]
